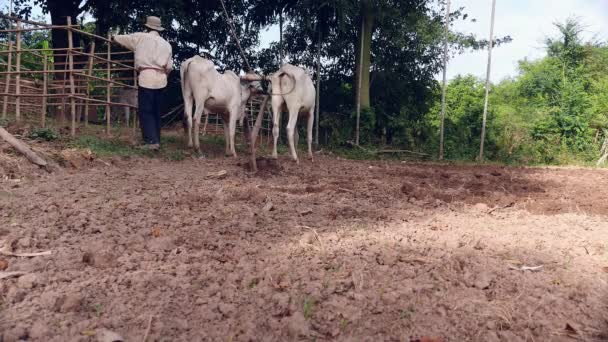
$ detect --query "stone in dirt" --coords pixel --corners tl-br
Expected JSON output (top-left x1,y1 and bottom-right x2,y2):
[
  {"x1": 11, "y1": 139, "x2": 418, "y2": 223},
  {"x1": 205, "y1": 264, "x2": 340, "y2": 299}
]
[
  {"x1": 16, "y1": 273, "x2": 38, "y2": 289},
  {"x1": 96, "y1": 329, "x2": 124, "y2": 342}
]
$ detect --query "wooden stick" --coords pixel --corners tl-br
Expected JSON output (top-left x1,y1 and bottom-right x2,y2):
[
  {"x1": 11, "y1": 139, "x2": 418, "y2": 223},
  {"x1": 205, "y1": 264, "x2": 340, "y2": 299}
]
[
  {"x1": 84, "y1": 41, "x2": 95, "y2": 127},
  {"x1": 67, "y1": 17, "x2": 77, "y2": 136},
  {"x1": 132, "y1": 56, "x2": 138, "y2": 131},
  {"x1": 0, "y1": 126, "x2": 47, "y2": 167},
  {"x1": 71, "y1": 50, "x2": 134, "y2": 70},
  {"x1": 0, "y1": 26, "x2": 75, "y2": 33},
  {"x1": 70, "y1": 95, "x2": 137, "y2": 108},
  {"x1": 70, "y1": 27, "x2": 112, "y2": 43},
  {"x1": 0, "y1": 47, "x2": 83, "y2": 54},
  {"x1": 106, "y1": 34, "x2": 111, "y2": 136},
  {"x1": 1, "y1": 39, "x2": 12, "y2": 119},
  {"x1": 0, "y1": 271, "x2": 27, "y2": 280},
  {"x1": 72, "y1": 72, "x2": 136, "y2": 89},
  {"x1": 14, "y1": 21, "x2": 22, "y2": 122},
  {"x1": 142, "y1": 315, "x2": 153, "y2": 342},
  {"x1": 249, "y1": 95, "x2": 270, "y2": 172},
  {"x1": 0, "y1": 93, "x2": 88, "y2": 97},
  {"x1": 0, "y1": 13, "x2": 60, "y2": 27},
  {"x1": 41, "y1": 56, "x2": 48, "y2": 127}
]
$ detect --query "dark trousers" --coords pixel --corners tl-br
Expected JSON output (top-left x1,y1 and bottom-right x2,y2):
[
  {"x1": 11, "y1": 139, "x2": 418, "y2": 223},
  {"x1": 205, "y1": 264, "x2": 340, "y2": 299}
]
[{"x1": 138, "y1": 87, "x2": 163, "y2": 145}]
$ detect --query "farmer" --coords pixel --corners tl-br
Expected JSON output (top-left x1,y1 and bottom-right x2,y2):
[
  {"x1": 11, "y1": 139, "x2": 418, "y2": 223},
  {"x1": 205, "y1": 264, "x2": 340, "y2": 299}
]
[{"x1": 112, "y1": 16, "x2": 173, "y2": 150}]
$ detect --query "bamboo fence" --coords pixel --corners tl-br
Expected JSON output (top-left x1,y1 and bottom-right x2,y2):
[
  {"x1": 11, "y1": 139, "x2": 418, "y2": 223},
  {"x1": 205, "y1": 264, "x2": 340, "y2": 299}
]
[{"x1": 0, "y1": 14, "x2": 137, "y2": 136}]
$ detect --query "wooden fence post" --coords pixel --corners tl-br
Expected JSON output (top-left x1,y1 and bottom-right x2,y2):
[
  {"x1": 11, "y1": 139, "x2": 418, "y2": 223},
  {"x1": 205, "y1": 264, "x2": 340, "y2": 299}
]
[
  {"x1": 106, "y1": 33, "x2": 111, "y2": 136},
  {"x1": 2, "y1": 39, "x2": 13, "y2": 119},
  {"x1": 67, "y1": 16, "x2": 77, "y2": 136},
  {"x1": 15, "y1": 20, "x2": 21, "y2": 122},
  {"x1": 41, "y1": 56, "x2": 48, "y2": 127},
  {"x1": 84, "y1": 41, "x2": 95, "y2": 127}
]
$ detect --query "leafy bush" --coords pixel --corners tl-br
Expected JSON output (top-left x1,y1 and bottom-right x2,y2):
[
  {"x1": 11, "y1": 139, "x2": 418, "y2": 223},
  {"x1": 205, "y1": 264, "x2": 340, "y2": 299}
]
[{"x1": 27, "y1": 128, "x2": 59, "y2": 141}]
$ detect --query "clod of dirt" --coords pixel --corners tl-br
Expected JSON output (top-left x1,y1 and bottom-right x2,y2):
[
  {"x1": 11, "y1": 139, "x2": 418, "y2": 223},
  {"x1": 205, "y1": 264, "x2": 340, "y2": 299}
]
[
  {"x1": 271, "y1": 293, "x2": 291, "y2": 317},
  {"x1": 18, "y1": 237, "x2": 32, "y2": 248},
  {"x1": 411, "y1": 337, "x2": 445, "y2": 342},
  {"x1": 2, "y1": 324, "x2": 28, "y2": 341},
  {"x1": 299, "y1": 208, "x2": 313, "y2": 216},
  {"x1": 401, "y1": 183, "x2": 415, "y2": 194},
  {"x1": 0, "y1": 259, "x2": 8, "y2": 270},
  {"x1": 16, "y1": 273, "x2": 38, "y2": 289},
  {"x1": 473, "y1": 203, "x2": 489, "y2": 211},
  {"x1": 285, "y1": 311, "x2": 310, "y2": 338},
  {"x1": 146, "y1": 236, "x2": 176, "y2": 253},
  {"x1": 56, "y1": 293, "x2": 84, "y2": 313},
  {"x1": 299, "y1": 232, "x2": 315, "y2": 245},
  {"x1": 497, "y1": 330, "x2": 524, "y2": 342},
  {"x1": 263, "y1": 202, "x2": 274, "y2": 212},
  {"x1": 473, "y1": 272, "x2": 493, "y2": 289},
  {"x1": 82, "y1": 250, "x2": 117, "y2": 269},
  {"x1": 29, "y1": 321, "x2": 50, "y2": 340},
  {"x1": 96, "y1": 329, "x2": 124, "y2": 342},
  {"x1": 218, "y1": 302, "x2": 236, "y2": 317}
]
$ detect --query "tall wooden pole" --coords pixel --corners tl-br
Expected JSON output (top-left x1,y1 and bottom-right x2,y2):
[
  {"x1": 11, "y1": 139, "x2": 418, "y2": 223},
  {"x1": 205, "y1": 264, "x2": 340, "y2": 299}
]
[
  {"x1": 14, "y1": 20, "x2": 21, "y2": 122},
  {"x1": 106, "y1": 33, "x2": 112, "y2": 136},
  {"x1": 279, "y1": 10, "x2": 283, "y2": 66},
  {"x1": 315, "y1": 30, "x2": 321, "y2": 146},
  {"x1": 2, "y1": 39, "x2": 13, "y2": 119},
  {"x1": 84, "y1": 41, "x2": 95, "y2": 127},
  {"x1": 355, "y1": 17, "x2": 364, "y2": 146},
  {"x1": 41, "y1": 56, "x2": 48, "y2": 127},
  {"x1": 67, "y1": 16, "x2": 77, "y2": 136},
  {"x1": 479, "y1": 0, "x2": 496, "y2": 161},
  {"x1": 439, "y1": 0, "x2": 451, "y2": 160}
]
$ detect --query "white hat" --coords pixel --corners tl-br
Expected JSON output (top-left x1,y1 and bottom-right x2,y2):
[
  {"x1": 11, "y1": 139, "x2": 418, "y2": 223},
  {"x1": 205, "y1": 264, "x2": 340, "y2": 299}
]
[{"x1": 144, "y1": 16, "x2": 165, "y2": 32}]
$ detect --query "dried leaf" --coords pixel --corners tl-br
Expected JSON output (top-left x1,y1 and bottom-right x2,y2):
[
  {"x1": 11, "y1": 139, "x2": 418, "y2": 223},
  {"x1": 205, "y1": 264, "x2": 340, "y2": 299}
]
[
  {"x1": 0, "y1": 259, "x2": 8, "y2": 270},
  {"x1": 206, "y1": 170, "x2": 228, "y2": 179},
  {"x1": 81, "y1": 330, "x2": 96, "y2": 336},
  {"x1": 602, "y1": 266, "x2": 608, "y2": 273},
  {"x1": 152, "y1": 228, "x2": 162, "y2": 238}
]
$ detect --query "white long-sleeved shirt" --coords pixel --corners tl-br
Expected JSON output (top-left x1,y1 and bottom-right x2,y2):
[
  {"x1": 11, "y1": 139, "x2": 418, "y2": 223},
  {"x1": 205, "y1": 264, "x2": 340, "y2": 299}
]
[{"x1": 113, "y1": 31, "x2": 173, "y2": 89}]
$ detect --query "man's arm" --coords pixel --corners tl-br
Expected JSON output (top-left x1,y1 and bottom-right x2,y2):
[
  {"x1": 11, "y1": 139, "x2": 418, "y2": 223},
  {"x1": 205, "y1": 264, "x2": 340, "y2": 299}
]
[{"x1": 111, "y1": 33, "x2": 142, "y2": 51}]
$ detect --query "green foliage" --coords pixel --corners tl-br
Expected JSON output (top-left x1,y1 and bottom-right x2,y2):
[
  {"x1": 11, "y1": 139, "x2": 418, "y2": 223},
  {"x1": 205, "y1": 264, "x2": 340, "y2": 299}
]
[
  {"x1": 421, "y1": 19, "x2": 608, "y2": 165},
  {"x1": 27, "y1": 127, "x2": 59, "y2": 141}
]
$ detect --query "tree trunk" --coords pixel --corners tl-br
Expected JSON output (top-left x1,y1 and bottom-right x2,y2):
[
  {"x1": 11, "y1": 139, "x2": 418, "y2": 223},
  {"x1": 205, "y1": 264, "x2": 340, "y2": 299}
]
[
  {"x1": 47, "y1": 0, "x2": 84, "y2": 122},
  {"x1": 48, "y1": 0, "x2": 83, "y2": 72},
  {"x1": 355, "y1": 1, "x2": 374, "y2": 110}
]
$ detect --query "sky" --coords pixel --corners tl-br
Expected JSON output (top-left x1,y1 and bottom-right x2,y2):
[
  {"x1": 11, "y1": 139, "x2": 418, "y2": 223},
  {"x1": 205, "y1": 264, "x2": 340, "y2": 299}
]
[
  {"x1": 260, "y1": 0, "x2": 608, "y2": 81},
  {"x1": 17, "y1": 0, "x2": 608, "y2": 82}
]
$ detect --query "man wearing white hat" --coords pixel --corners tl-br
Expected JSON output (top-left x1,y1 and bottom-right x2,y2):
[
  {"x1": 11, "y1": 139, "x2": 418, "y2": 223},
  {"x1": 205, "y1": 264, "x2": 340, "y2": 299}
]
[{"x1": 112, "y1": 16, "x2": 173, "y2": 150}]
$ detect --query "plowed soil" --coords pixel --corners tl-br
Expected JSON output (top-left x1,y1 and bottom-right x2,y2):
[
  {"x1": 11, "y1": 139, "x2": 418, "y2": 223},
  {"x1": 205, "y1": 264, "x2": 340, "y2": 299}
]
[{"x1": 1, "y1": 153, "x2": 608, "y2": 341}]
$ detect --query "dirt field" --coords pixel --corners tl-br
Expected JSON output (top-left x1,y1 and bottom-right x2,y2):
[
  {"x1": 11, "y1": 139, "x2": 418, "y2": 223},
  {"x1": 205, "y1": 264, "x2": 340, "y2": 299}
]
[{"x1": 1, "y1": 148, "x2": 608, "y2": 341}]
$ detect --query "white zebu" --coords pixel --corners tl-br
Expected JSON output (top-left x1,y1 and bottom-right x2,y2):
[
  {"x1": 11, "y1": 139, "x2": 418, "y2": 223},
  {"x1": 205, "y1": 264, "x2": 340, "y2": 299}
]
[
  {"x1": 180, "y1": 56, "x2": 255, "y2": 156},
  {"x1": 269, "y1": 64, "x2": 316, "y2": 163}
]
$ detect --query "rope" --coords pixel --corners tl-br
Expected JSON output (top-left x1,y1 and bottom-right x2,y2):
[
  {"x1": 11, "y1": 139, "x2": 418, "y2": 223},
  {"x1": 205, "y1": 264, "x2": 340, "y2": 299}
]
[{"x1": 219, "y1": 0, "x2": 253, "y2": 72}]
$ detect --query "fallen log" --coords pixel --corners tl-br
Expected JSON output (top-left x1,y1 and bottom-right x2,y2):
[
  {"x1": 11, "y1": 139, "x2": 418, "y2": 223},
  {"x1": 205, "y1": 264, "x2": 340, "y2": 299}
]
[{"x1": 0, "y1": 126, "x2": 48, "y2": 167}]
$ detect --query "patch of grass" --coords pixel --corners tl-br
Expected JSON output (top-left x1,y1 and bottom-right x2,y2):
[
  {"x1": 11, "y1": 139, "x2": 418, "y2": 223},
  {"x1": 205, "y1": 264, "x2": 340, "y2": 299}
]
[
  {"x1": 27, "y1": 127, "x2": 59, "y2": 141},
  {"x1": 72, "y1": 135, "x2": 144, "y2": 157},
  {"x1": 303, "y1": 297, "x2": 315, "y2": 320},
  {"x1": 92, "y1": 303, "x2": 103, "y2": 317},
  {"x1": 165, "y1": 149, "x2": 186, "y2": 161},
  {"x1": 248, "y1": 278, "x2": 259, "y2": 289},
  {"x1": 400, "y1": 304, "x2": 415, "y2": 320}
]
